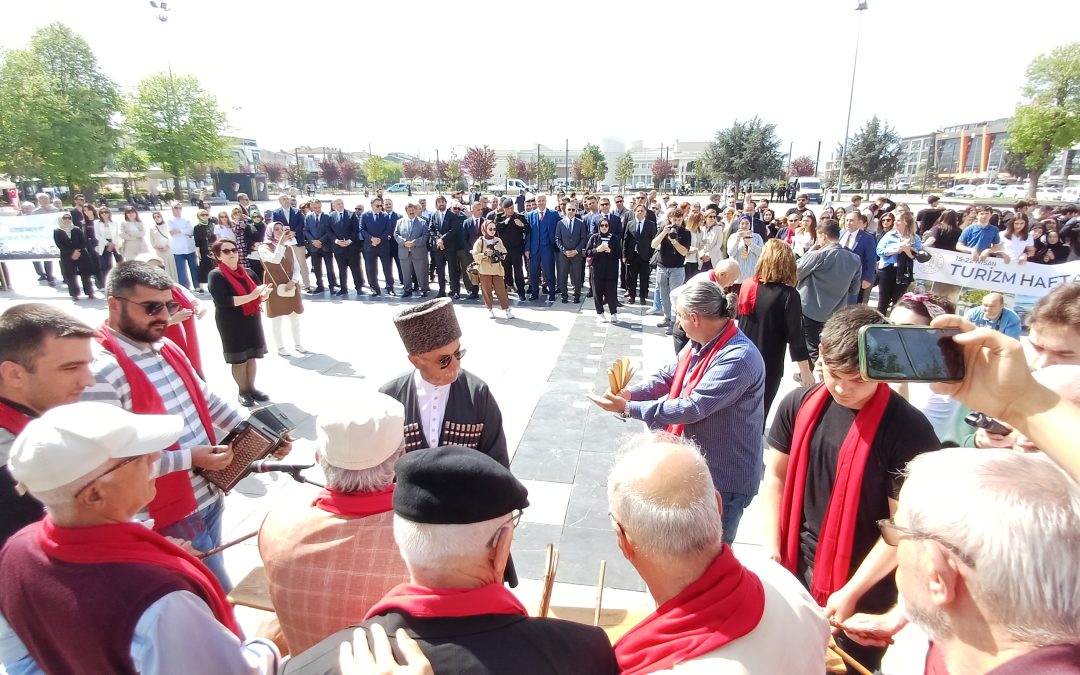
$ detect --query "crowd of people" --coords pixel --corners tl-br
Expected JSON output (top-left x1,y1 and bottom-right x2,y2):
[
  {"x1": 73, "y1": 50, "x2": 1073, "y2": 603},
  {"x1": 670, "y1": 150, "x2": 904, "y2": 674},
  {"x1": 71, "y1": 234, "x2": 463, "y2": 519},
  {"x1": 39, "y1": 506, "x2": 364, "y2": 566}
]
[{"x1": 1, "y1": 181, "x2": 1080, "y2": 674}]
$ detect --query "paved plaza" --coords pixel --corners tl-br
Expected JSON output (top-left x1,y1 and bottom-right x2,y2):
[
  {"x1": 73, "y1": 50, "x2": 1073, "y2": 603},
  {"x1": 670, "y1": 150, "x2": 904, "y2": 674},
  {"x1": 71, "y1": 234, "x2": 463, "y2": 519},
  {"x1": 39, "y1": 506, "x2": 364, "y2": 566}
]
[{"x1": 0, "y1": 196, "x2": 809, "y2": 632}]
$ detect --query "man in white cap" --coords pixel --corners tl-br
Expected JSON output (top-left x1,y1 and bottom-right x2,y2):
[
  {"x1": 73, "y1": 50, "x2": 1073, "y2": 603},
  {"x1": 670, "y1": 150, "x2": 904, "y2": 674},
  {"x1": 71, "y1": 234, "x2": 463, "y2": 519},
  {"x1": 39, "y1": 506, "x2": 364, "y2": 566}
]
[
  {"x1": 0, "y1": 402, "x2": 280, "y2": 674},
  {"x1": 259, "y1": 393, "x2": 410, "y2": 654}
]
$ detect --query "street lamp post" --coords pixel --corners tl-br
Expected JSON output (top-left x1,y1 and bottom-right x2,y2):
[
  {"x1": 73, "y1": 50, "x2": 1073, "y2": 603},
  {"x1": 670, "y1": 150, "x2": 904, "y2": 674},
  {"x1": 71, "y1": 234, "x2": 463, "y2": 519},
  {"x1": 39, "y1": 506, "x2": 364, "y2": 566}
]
[{"x1": 835, "y1": 1, "x2": 868, "y2": 203}]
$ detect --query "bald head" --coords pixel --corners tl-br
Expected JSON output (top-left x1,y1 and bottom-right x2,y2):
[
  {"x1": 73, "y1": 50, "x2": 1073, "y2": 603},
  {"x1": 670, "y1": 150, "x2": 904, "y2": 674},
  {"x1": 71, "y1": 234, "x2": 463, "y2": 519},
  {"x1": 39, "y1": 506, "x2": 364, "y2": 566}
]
[
  {"x1": 711, "y1": 259, "x2": 741, "y2": 289},
  {"x1": 981, "y1": 292, "x2": 1005, "y2": 319},
  {"x1": 607, "y1": 436, "x2": 722, "y2": 558}
]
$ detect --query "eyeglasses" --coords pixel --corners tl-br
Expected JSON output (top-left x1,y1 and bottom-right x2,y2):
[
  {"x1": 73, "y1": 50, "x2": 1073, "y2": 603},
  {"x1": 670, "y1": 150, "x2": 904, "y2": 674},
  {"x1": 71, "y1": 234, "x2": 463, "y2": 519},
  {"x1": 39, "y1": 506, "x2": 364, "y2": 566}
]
[
  {"x1": 488, "y1": 509, "x2": 524, "y2": 547},
  {"x1": 61, "y1": 215, "x2": 72, "y2": 220},
  {"x1": 74, "y1": 455, "x2": 143, "y2": 499},
  {"x1": 878, "y1": 518, "x2": 976, "y2": 568},
  {"x1": 428, "y1": 347, "x2": 466, "y2": 369},
  {"x1": 219, "y1": 247, "x2": 238, "y2": 255},
  {"x1": 116, "y1": 297, "x2": 180, "y2": 316}
]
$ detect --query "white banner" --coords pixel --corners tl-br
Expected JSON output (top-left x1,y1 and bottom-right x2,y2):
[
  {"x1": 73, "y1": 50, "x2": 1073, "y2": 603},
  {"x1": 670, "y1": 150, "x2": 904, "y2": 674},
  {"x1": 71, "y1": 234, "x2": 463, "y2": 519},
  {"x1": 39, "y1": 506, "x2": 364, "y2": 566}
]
[
  {"x1": 0, "y1": 213, "x2": 62, "y2": 260},
  {"x1": 915, "y1": 247, "x2": 1080, "y2": 299}
]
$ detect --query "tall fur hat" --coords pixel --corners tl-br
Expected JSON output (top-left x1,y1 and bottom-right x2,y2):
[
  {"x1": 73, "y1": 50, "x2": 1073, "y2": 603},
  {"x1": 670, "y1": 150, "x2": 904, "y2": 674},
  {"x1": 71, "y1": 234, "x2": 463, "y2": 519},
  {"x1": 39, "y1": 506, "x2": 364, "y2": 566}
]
[{"x1": 392, "y1": 298, "x2": 462, "y2": 355}]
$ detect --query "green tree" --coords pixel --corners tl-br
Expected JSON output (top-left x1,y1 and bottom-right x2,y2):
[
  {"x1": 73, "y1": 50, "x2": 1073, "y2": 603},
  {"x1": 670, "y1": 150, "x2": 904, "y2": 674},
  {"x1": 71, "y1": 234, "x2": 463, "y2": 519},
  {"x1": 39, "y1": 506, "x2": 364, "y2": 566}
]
[
  {"x1": 579, "y1": 143, "x2": 608, "y2": 190},
  {"x1": 1006, "y1": 43, "x2": 1080, "y2": 198},
  {"x1": 445, "y1": 151, "x2": 462, "y2": 189},
  {"x1": 701, "y1": 117, "x2": 784, "y2": 191},
  {"x1": 363, "y1": 156, "x2": 387, "y2": 186},
  {"x1": 385, "y1": 161, "x2": 404, "y2": 185},
  {"x1": 846, "y1": 115, "x2": 903, "y2": 191},
  {"x1": 505, "y1": 153, "x2": 520, "y2": 179},
  {"x1": 126, "y1": 73, "x2": 228, "y2": 199},
  {"x1": 113, "y1": 146, "x2": 149, "y2": 199},
  {"x1": 0, "y1": 23, "x2": 119, "y2": 194},
  {"x1": 536, "y1": 156, "x2": 557, "y2": 189},
  {"x1": 615, "y1": 152, "x2": 634, "y2": 187}
]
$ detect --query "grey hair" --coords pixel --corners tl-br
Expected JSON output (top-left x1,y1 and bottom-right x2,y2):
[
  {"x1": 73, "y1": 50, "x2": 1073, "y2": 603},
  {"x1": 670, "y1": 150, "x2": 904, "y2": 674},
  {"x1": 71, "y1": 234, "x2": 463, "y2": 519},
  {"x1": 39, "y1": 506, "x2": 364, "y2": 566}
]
[
  {"x1": 901, "y1": 448, "x2": 1080, "y2": 646},
  {"x1": 607, "y1": 432, "x2": 723, "y2": 559},
  {"x1": 677, "y1": 280, "x2": 731, "y2": 319},
  {"x1": 393, "y1": 513, "x2": 508, "y2": 570},
  {"x1": 319, "y1": 445, "x2": 404, "y2": 494}
]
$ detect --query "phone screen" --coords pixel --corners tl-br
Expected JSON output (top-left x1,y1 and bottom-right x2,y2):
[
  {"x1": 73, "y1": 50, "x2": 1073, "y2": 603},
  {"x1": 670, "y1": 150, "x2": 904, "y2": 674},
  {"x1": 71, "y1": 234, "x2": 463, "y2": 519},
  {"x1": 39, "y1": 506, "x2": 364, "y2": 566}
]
[{"x1": 858, "y1": 326, "x2": 965, "y2": 382}]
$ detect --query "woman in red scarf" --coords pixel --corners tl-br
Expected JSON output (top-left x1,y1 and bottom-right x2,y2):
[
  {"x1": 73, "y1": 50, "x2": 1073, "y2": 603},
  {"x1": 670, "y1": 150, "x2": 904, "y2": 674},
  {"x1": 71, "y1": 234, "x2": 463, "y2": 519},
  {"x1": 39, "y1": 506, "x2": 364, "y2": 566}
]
[
  {"x1": 207, "y1": 239, "x2": 271, "y2": 407},
  {"x1": 736, "y1": 239, "x2": 814, "y2": 417}
]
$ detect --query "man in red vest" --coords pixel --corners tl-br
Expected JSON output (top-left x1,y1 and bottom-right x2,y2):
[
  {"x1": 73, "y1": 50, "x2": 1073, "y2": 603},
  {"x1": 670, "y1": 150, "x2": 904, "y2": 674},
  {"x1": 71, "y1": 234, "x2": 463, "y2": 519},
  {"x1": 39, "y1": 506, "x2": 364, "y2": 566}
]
[
  {"x1": 0, "y1": 303, "x2": 96, "y2": 548},
  {"x1": 761, "y1": 304, "x2": 940, "y2": 671},
  {"x1": 0, "y1": 402, "x2": 280, "y2": 674},
  {"x1": 83, "y1": 261, "x2": 292, "y2": 589},
  {"x1": 609, "y1": 436, "x2": 829, "y2": 673}
]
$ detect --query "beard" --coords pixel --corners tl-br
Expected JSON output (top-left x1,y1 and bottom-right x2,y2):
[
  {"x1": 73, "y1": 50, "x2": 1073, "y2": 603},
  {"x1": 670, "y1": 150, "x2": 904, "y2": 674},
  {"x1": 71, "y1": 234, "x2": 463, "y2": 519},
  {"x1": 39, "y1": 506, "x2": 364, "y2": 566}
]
[
  {"x1": 118, "y1": 305, "x2": 168, "y2": 343},
  {"x1": 902, "y1": 595, "x2": 953, "y2": 644}
]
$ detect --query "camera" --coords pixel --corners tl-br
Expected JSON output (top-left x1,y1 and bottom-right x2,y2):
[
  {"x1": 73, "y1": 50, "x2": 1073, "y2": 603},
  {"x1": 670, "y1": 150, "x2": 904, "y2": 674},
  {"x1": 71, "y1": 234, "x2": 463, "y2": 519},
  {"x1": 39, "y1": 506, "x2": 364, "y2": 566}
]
[{"x1": 668, "y1": 231, "x2": 678, "y2": 240}]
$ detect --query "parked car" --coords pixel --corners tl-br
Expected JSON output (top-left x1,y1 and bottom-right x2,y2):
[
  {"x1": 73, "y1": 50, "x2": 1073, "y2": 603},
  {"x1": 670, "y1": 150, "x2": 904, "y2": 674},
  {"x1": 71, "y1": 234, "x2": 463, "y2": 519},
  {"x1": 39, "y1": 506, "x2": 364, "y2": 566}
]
[
  {"x1": 943, "y1": 184, "x2": 978, "y2": 198},
  {"x1": 972, "y1": 184, "x2": 1006, "y2": 199},
  {"x1": 386, "y1": 183, "x2": 410, "y2": 193},
  {"x1": 1037, "y1": 187, "x2": 1063, "y2": 202},
  {"x1": 1062, "y1": 187, "x2": 1080, "y2": 203}
]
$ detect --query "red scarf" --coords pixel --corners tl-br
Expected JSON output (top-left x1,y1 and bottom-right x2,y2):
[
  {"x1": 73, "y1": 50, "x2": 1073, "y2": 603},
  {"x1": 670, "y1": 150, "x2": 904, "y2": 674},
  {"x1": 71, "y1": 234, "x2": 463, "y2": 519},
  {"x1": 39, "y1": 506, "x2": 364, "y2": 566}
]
[
  {"x1": 737, "y1": 276, "x2": 760, "y2": 316},
  {"x1": 94, "y1": 326, "x2": 216, "y2": 530},
  {"x1": 37, "y1": 516, "x2": 240, "y2": 636},
  {"x1": 313, "y1": 486, "x2": 394, "y2": 517},
  {"x1": 779, "y1": 383, "x2": 891, "y2": 604},
  {"x1": 217, "y1": 262, "x2": 261, "y2": 316},
  {"x1": 163, "y1": 286, "x2": 204, "y2": 378},
  {"x1": 364, "y1": 582, "x2": 528, "y2": 621},
  {"x1": 0, "y1": 399, "x2": 32, "y2": 435},
  {"x1": 614, "y1": 546, "x2": 765, "y2": 674},
  {"x1": 665, "y1": 319, "x2": 739, "y2": 437}
]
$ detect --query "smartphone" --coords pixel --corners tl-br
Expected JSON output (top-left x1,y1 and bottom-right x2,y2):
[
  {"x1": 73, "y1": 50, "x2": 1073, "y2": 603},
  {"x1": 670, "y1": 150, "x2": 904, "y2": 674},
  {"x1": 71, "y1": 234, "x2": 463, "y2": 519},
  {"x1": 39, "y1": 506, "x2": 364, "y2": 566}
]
[
  {"x1": 963, "y1": 411, "x2": 1012, "y2": 436},
  {"x1": 858, "y1": 325, "x2": 965, "y2": 383}
]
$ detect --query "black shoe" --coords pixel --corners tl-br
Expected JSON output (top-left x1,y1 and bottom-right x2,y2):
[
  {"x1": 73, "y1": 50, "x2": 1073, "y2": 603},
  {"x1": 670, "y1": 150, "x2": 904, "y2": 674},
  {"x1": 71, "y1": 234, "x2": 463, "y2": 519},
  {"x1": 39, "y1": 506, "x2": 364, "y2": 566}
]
[
  {"x1": 527, "y1": 294, "x2": 539, "y2": 301},
  {"x1": 387, "y1": 288, "x2": 397, "y2": 296},
  {"x1": 309, "y1": 286, "x2": 325, "y2": 294},
  {"x1": 237, "y1": 393, "x2": 255, "y2": 407},
  {"x1": 548, "y1": 295, "x2": 557, "y2": 302},
  {"x1": 334, "y1": 289, "x2": 348, "y2": 296},
  {"x1": 586, "y1": 291, "x2": 593, "y2": 298},
  {"x1": 369, "y1": 291, "x2": 382, "y2": 297},
  {"x1": 617, "y1": 300, "x2": 625, "y2": 307},
  {"x1": 561, "y1": 296, "x2": 569, "y2": 304},
  {"x1": 437, "y1": 291, "x2": 447, "y2": 298},
  {"x1": 449, "y1": 292, "x2": 460, "y2": 300},
  {"x1": 250, "y1": 390, "x2": 271, "y2": 402},
  {"x1": 467, "y1": 291, "x2": 479, "y2": 300},
  {"x1": 573, "y1": 295, "x2": 581, "y2": 303},
  {"x1": 402, "y1": 291, "x2": 413, "y2": 298}
]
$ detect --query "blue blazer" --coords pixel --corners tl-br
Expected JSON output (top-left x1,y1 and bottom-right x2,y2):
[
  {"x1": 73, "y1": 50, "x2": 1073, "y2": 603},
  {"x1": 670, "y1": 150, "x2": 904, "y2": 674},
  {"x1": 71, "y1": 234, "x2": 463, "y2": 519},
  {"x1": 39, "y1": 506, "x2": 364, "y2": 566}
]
[
  {"x1": 850, "y1": 229, "x2": 878, "y2": 283},
  {"x1": 304, "y1": 213, "x2": 332, "y2": 253},
  {"x1": 270, "y1": 206, "x2": 307, "y2": 245},
  {"x1": 361, "y1": 212, "x2": 394, "y2": 251},
  {"x1": 526, "y1": 209, "x2": 560, "y2": 255},
  {"x1": 329, "y1": 210, "x2": 359, "y2": 242}
]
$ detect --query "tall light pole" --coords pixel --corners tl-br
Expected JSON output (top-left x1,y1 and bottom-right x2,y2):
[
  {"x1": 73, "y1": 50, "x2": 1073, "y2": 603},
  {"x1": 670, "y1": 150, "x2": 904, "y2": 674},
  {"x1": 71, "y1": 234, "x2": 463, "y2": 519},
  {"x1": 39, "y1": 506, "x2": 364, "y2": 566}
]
[{"x1": 835, "y1": 1, "x2": 868, "y2": 202}]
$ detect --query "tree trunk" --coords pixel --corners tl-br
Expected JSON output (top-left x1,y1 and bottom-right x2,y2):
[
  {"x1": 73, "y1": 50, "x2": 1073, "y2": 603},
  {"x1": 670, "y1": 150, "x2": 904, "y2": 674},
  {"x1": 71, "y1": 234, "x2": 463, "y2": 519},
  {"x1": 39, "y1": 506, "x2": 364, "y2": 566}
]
[
  {"x1": 1028, "y1": 172, "x2": 1039, "y2": 199},
  {"x1": 67, "y1": 177, "x2": 77, "y2": 203},
  {"x1": 173, "y1": 173, "x2": 183, "y2": 202}
]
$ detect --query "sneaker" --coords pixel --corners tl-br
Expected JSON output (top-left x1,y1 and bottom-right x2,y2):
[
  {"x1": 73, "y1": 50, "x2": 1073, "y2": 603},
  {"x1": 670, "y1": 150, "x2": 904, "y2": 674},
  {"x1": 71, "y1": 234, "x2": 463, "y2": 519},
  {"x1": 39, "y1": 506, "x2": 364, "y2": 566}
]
[
  {"x1": 657, "y1": 318, "x2": 671, "y2": 328},
  {"x1": 505, "y1": 309, "x2": 514, "y2": 319},
  {"x1": 295, "y1": 345, "x2": 309, "y2": 354},
  {"x1": 277, "y1": 347, "x2": 290, "y2": 356},
  {"x1": 645, "y1": 308, "x2": 663, "y2": 316},
  {"x1": 489, "y1": 308, "x2": 496, "y2": 319},
  {"x1": 597, "y1": 314, "x2": 608, "y2": 324},
  {"x1": 611, "y1": 313, "x2": 619, "y2": 324}
]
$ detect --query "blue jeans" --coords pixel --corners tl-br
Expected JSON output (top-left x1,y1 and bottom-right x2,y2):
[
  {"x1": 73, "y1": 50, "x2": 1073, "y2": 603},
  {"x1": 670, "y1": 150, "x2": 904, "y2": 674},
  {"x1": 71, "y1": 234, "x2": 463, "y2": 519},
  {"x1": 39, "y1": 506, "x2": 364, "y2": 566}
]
[
  {"x1": 719, "y1": 492, "x2": 754, "y2": 545},
  {"x1": 158, "y1": 497, "x2": 232, "y2": 592},
  {"x1": 651, "y1": 282, "x2": 662, "y2": 311},
  {"x1": 657, "y1": 266, "x2": 686, "y2": 322},
  {"x1": 174, "y1": 252, "x2": 198, "y2": 289}
]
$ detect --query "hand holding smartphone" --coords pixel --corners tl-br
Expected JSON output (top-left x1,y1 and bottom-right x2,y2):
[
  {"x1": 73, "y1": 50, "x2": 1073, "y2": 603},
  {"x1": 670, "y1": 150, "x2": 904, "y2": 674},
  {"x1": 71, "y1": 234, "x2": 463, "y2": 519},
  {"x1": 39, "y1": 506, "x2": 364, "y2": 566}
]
[{"x1": 858, "y1": 325, "x2": 966, "y2": 383}]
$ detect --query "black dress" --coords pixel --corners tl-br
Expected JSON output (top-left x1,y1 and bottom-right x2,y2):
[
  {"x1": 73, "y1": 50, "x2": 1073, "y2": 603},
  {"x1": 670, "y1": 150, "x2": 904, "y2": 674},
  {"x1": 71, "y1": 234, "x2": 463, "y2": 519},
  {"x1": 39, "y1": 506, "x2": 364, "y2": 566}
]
[
  {"x1": 193, "y1": 223, "x2": 215, "y2": 284},
  {"x1": 736, "y1": 282, "x2": 809, "y2": 416},
  {"x1": 208, "y1": 267, "x2": 267, "y2": 363},
  {"x1": 52, "y1": 226, "x2": 95, "y2": 299}
]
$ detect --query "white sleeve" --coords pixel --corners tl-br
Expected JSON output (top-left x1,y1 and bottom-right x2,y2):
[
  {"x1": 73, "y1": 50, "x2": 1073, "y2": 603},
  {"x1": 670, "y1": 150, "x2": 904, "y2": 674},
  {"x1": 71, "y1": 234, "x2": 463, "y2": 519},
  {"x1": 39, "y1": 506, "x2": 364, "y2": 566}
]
[
  {"x1": 257, "y1": 243, "x2": 287, "y2": 264},
  {"x1": 130, "y1": 591, "x2": 279, "y2": 675}
]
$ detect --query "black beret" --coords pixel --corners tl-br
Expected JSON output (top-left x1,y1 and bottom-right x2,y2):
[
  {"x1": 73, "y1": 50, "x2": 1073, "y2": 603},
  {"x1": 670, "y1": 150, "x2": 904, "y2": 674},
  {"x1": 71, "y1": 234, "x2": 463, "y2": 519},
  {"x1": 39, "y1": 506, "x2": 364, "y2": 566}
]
[{"x1": 393, "y1": 446, "x2": 529, "y2": 524}]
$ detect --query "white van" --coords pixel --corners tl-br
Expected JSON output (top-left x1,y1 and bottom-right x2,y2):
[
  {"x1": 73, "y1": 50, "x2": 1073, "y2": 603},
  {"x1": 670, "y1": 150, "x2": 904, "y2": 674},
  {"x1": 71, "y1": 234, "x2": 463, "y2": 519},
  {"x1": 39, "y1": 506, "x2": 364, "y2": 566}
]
[{"x1": 793, "y1": 176, "x2": 824, "y2": 204}]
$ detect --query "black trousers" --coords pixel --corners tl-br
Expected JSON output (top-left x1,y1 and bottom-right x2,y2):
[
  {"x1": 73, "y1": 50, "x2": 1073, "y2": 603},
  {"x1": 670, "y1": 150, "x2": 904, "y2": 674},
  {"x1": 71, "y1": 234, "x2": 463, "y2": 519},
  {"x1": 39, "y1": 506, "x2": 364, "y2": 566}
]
[
  {"x1": 453, "y1": 250, "x2": 475, "y2": 294},
  {"x1": 875, "y1": 265, "x2": 909, "y2": 316},
  {"x1": 556, "y1": 253, "x2": 585, "y2": 298},
  {"x1": 333, "y1": 243, "x2": 364, "y2": 291},
  {"x1": 433, "y1": 247, "x2": 451, "y2": 294},
  {"x1": 310, "y1": 249, "x2": 336, "y2": 290},
  {"x1": 590, "y1": 263, "x2": 618, "y2": 314},
  {"x1": 803, "y1": 316, "x2": 826, "y2": 363},
  {"x1": 33, "y1": 261, "x2": 55, "y2": 280},
  {"x1": 59, "y1": 257, "x2": 93, "y2": 298},
  {"x1": 390, "y1": 239, "x2": 404, "y2": 290},
  {"x1": 363, "y1": 247, "x2": 395, "y2": 293},
  {"x1": 502, "y1": 249, "x2": 526, "y2": 293},
  {"x1": 626, "y1": 256, "x2": 650, "y2": 301}
]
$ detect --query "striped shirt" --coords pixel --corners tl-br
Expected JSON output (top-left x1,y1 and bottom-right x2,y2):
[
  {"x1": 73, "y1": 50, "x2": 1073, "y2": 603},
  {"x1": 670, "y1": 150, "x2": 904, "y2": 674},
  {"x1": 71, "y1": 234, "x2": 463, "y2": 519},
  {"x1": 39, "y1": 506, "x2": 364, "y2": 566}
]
[
  {"x1": 628, "y1": 327, "x2": 766, "y2": 496},
  {"x1": 83, "y1": 329, "x2": 245, "y2": 520}
]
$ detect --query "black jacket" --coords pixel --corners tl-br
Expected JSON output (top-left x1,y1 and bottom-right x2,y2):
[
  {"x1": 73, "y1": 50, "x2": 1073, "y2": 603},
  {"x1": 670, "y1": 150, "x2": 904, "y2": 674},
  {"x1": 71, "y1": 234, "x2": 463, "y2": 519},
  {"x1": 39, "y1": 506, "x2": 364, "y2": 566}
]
[{"x1": 622, "y1": 217, "x2": 657, "y2": 262}]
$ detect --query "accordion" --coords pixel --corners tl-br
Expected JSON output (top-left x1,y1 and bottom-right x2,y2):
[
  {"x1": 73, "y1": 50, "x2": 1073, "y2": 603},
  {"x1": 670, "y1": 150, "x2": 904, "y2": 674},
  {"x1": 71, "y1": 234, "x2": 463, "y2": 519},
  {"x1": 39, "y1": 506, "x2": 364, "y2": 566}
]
[{"x1": 197, "y1": 404, "x2": 296, "y2": 492}]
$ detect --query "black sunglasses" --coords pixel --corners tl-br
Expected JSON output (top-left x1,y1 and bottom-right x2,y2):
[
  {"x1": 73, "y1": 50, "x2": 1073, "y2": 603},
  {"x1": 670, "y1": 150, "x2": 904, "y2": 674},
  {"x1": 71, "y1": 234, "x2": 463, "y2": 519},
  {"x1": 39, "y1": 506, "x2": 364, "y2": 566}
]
[
  {"x1": 116, "y1": 297, "x2": 180, "y2": 316},
  {"x1": 432, "y1": 348, "x2": 466, "y2": 369},
  {"x1": 219, "y1": 247, "x2": 238, "y2": 255}
]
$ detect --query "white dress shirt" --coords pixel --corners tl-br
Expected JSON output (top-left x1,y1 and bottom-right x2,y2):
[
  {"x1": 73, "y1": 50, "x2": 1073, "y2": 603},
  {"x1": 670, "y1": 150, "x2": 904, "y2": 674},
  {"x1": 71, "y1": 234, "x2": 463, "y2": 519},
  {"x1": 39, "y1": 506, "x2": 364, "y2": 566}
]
[{"x1": 413, "y1": 369, "x2": 450, "y2": 448}]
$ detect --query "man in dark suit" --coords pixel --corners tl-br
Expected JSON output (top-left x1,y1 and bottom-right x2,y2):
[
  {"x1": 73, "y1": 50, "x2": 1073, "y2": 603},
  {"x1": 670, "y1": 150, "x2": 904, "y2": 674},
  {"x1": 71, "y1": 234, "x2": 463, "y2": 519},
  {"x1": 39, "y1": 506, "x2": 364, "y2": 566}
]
[
  {"x1": 556, "y1": 203, "x2": 588, "y2": 303},
  {"x1": 526, "y1": 195, "x2": 560, "y2": 302},
  {"x1": 329, "y1": 198, "x2": 363, "y2": 296},
  {"x1": 428, "y1": 196, "x2": 451, "y2": 297},
  {"x1": 623, "y1": 204, "x2": 657, "y2": 304},
  {"x1": 494, "y1": 198, "x2": 530, "y2": 297},
  {"x1": 361, "y1": 197, "x2": 396, "y2": 297},
  {"x1": 434, "y1": 200, "x2": 471, "y2": 299},
  {"x1": 270, "y1": 194, "x2": 310, "y2": 290},
  {"x1": 515, "y1": 189, "x2": 526, "y2": 213},
  {"x1": 304, "y1": 199, "x2": 335, "y2": 294},
  {"x1": 461, "y1": 204, "x2": 488, "y2": 301},
  {"x1": 839, "y1": 210, "x2": 878, "y2": 304}
]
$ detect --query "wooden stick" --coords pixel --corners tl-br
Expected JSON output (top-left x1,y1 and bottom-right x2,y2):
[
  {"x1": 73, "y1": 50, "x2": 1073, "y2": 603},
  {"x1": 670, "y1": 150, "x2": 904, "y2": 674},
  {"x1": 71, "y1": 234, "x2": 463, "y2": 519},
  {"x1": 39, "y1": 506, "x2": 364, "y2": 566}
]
[
  {"x1": 593, "y1": 560, "x2": 607, "y2": 627},
  {"x1": 196, "y1": 530, "x2": 258, "y2": 559},
  {"x1": 830, "y1": 644, "x2": 873, "y2": 675}
]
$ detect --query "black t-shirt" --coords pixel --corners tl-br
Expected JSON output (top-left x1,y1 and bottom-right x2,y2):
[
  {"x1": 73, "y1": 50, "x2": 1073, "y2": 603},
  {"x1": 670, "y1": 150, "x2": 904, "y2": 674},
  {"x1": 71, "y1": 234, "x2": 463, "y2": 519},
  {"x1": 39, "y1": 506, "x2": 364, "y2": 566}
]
[
  {"x1": 768, "y1": 385, "x2": 940, "y2": 611},
  {"x1": 925, "y1": 225, "x2": 961, "y2": 252},
  {"x1": 915, "y1": 208, "x2": 942, "y2": 234},
  {"x1": 658, "y1": 226, "x2": 692, "y2": 268}
]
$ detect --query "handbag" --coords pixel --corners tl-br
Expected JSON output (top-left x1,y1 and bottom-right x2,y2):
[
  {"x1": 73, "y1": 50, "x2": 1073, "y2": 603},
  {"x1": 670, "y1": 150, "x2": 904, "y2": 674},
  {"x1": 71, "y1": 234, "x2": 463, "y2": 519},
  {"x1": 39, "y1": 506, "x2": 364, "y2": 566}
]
[
  {"x1": 264, "y1": 247, "x2": 297, "y2": 297},
  {"x1": 466, "y1": 261, "x2": 481, "y2": 285}
]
